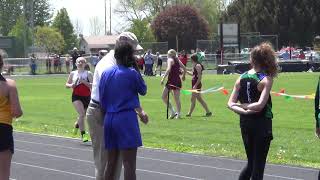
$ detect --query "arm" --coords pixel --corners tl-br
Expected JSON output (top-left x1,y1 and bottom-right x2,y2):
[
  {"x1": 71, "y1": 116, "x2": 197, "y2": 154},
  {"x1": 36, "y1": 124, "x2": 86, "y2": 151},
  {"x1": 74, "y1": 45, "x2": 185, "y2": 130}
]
[
  {"x1": 161, "y1": 58, "x2": 173, "y2": 85},
  {"x1": 193, "y1": 64, "x2": 202, "y2": 89},
  {"x1": 65, "y1": 72, "x2": 75, "y2": 88},
  {"x1": 177, "y1": 58, "x2": 187, "y2": 81},
  {"x1": 79, "y1": 71, "x2": 93, "y2": 89},
  {"x1": 227, "y1": 78, "x2": 257, "y2": 115},
  {"x1": 8, "y1": 80, "x2": 23, "y2": 118},
  {"x1": 242, "y1": 77, "x2": 273, "y2": 112},
  {"x1": 135, "y1": 106, "x2": 148, "y2": 124},
  {"x1": 135, "y1": 71, "x2": 147, "y2": 95}
]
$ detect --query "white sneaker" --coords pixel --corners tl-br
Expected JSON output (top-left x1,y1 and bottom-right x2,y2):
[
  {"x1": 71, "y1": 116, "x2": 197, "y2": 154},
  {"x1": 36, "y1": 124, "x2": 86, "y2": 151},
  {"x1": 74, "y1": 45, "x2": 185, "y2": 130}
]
[{"x1": 169, "y1": 112, "x2": 177, "y2": 119}]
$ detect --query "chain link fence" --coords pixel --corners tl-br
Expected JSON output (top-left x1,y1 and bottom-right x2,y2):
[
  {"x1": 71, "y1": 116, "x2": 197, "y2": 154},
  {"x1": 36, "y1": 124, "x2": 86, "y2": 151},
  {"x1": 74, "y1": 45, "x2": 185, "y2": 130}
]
[{"x1": 140, "y1": 42, "x2": 168, "y2": 54}]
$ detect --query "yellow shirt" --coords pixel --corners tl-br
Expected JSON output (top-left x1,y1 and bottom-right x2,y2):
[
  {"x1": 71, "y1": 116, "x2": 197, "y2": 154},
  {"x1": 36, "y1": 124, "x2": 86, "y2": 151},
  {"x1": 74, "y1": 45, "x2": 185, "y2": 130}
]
[{"x1": 0, "y1": 96, "x2": 12, "y2": 125}]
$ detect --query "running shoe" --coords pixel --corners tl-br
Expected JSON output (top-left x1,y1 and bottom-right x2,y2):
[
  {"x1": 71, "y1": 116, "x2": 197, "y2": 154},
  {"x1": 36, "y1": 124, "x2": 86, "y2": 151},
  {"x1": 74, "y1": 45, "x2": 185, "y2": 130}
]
[{"x1": 82, "y1": 133, "x2": 89, "y2": 142}]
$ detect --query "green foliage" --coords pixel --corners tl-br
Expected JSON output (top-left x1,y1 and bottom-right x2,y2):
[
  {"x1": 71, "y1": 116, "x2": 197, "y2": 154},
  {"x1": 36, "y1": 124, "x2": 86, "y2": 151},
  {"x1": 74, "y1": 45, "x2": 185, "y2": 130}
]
[
  {"x1": 34, "y1": 26, "x2": 65, "y2": 54},
  {"x1": 0, "y1": 0, "x2": 52, "y2": 36},
  {"x1": 0, "y1": 0, "x2": 23, "y2": 35},
  {"x1": 223, "y1": 0, "x2": 320, "y2": 47},
  {"x1": 8, "y1": 16, "x2": 32, "y2": 57},
  {"x1": 151, "y1": 5, "x2": 209, "y2": 50},
  {"x1": 51, "y1": 8, "x2": 77, "y2": 53},
  {"x1": 127, "y1": 19, "x2": 156, "y2": 43},
  {"x1": 12, "y1": 72, "x2": 320, "y2": 168}
]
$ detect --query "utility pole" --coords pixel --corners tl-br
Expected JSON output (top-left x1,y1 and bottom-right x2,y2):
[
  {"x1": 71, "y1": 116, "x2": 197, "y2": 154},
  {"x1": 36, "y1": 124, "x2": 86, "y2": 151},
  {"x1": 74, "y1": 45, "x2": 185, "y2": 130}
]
[
  {"x1": 104, "y1": 0, "x2": 107, "y2": 35},
  {"x1": 30, "y1": 0, "x2": 34, "y2": 54},
  {"x1": 109, "y1": 0, "x2": 111, "y2": 35}
]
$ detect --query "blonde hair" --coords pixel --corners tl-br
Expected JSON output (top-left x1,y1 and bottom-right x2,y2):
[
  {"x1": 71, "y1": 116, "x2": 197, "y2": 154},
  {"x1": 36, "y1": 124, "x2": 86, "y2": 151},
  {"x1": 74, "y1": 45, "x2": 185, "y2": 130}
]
[
  {"x1": 167, "y1": 49, "x2": 177, "y2": 58},
  {"x1": 76, "y1": 57, "x2": 86, "y2": 64}
]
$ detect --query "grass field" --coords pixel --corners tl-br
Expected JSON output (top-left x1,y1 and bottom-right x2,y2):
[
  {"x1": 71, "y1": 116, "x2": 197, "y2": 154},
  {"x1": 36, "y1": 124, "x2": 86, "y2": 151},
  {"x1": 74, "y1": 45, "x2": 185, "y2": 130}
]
[{"x1": 11, "y1": 72, "x2": 320, "y2": 168}]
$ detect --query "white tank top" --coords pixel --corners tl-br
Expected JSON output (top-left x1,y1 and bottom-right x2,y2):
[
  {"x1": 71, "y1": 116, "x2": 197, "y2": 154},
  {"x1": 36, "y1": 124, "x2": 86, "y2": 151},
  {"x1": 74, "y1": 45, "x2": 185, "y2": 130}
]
[{"x1": 72, "y1": 70, "x2": 89, "y2": 86}]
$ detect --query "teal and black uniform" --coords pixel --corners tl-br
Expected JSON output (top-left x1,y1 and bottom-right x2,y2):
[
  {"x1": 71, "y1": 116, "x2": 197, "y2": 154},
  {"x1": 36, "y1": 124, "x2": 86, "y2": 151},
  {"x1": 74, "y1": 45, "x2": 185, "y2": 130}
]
[
  {"x1": 314, "y1": 77, "x2": 320, "y2": 128},
  {"x1": 238, "y1": 71, "x2": 273, "y2": 180}
]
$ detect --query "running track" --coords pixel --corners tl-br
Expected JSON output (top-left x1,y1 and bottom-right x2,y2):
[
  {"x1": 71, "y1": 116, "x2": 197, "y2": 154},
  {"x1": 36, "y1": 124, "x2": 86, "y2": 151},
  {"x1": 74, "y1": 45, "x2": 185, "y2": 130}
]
[{"x1": 10, "y1": 132, "x2": 319, "y2": 180}]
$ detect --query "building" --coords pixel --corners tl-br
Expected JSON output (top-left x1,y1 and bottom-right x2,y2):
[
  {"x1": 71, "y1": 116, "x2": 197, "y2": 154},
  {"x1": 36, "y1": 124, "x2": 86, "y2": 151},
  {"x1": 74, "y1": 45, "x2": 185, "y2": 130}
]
[{"x1": 79, "y1": 34, "x2": 118, "y2": 55}]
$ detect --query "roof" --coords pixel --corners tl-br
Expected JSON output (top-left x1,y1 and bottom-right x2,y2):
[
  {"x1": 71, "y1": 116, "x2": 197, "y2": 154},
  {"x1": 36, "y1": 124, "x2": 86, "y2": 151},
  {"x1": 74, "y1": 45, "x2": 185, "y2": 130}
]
[{"x1": 82, "y1": 35, "x2": 118, "y2": 49}]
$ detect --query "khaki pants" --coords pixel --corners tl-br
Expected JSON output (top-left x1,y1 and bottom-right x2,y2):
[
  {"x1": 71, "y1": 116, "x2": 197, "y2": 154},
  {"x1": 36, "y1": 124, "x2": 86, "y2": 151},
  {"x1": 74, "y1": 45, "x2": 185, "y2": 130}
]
[{"x1": 86, "y1": 105, "x2": 122, "y2": 180}]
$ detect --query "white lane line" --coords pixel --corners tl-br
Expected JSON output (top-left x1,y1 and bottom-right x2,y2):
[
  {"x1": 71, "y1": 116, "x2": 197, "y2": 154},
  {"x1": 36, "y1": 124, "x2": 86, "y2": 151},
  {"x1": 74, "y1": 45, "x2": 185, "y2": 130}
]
[
  {"x1": 15, "y1": 149, "x2": 203, "y2": 180},
  {"x1": 137, "y1": 169, "x2": 203, "y2": 180},
  {"x1": 12, "y1": 162, "x2": 95, "y2": 179},
  {"x1": 10, "y1": 178, "x2": 16, "y2": 180},
  {"x1": 15, "y1": 132, "x2": 319, "y2": 173},
  {"x1": 15, "y1": 140, "x2": 92, "y2": 152}
]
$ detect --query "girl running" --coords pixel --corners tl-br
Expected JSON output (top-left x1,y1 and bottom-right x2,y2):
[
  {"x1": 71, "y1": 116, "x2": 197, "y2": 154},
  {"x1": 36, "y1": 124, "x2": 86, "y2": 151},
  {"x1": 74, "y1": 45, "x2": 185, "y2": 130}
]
[
  {"x1": 65, "y1": 57, "x2": 93, "y2": 142},
  {"x1": 227, "y1": 42, "x2": 278, "y2": 180},
  {"x1": 186, "y1": 53, "x2": 212, "y2": 117},
  {"x1": 161, "y1": 49, "x2": 186, "y2": 119}
]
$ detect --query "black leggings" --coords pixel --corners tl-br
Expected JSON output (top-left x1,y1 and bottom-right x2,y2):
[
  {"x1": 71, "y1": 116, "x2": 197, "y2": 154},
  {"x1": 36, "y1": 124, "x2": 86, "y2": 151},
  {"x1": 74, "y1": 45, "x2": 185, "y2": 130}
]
[{"x1": 239, "y1": 128, "x2": 271, "y2": 180}]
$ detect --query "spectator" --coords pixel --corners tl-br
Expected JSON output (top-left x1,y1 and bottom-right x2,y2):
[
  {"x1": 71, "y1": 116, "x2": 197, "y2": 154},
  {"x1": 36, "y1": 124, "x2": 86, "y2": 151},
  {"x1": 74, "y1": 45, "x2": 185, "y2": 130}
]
[
  {"x1": 178, "y1": 50, "x2": 188, "y2": 66},
  {"x1": 196, "y1": 48, "x2": 205, "y2": 63},
  {"x1": 91, "y1": 54, "x2": 99, "y2": 68},
  {"x1": 227, "y1": 42, "x2": 278, "y2": 180},
  {"x1": 281, "y1": 50, "x2": 290, "y2": 60},
  {"x1": 144, "y1": 49, "x2": 154, "y2": 76},
  {"x1": 154, "y1": 52, "x2": 163, "y2": 76},
  {"x1": 46, "y1": 55, "x2": 52, "y2": 73},
  {"x1": 136, "y1": 55, "x2": 145, "y2": 74},
  {"x1": 71, "y1": 47, "x2": 80, "y2": 71},
  {"x1": 298, "y1": 50, "x2": 305, "y2": 60},
  {"x1": 53, "y1": 54, "x2": 59, "y2": 73},
  {"x1": 86, "y1": 31, "x2": 144, "y2": 180},
  {"x1": 30, "y1": 54, "x2": 37, "y2": 75},
  {"x1": 65, "y1": 54, "x2": 71, "y2": 74},
  {"x1": 0, "y1": 54, "x2": 23, "y2": 180},
  {"x1": 99, "y1": 41, "x2": 148, "y2": 180}
]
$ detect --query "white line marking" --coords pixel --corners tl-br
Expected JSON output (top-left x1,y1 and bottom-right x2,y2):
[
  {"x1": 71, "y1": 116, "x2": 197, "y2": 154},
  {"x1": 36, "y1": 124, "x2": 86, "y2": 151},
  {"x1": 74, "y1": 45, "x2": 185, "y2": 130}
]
[
  {"x1": 12, "y1": 162, "x2": 95, "y2": 179},
  {"x1": 15, "y1": 132, "x2": 319, "y2": 173},
  {"x1": 137, "y1": 169, "x2": 203, "y2": 180},
  {"x1": 15, "y1": 140, "x2": 91, "y2": 152},
  {"x1": 15, "y1": 149, "x2": 203, "y2": 179}
]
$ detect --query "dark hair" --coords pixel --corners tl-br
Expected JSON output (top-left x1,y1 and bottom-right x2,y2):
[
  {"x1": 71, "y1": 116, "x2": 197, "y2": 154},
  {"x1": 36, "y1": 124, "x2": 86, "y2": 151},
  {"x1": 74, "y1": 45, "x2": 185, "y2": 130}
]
[
  {"x1": 114, "y1": 42, "x2": 138, "y2": 71},
  {"x1": 190, "y1": 53, "x2": 200, "y2": 64},
  {"x1": 0, "y1": 54, "x2": 3, "y2": 70},
  {"x1": 251, "y1": 42, "x2": 278, "y2": 78}
]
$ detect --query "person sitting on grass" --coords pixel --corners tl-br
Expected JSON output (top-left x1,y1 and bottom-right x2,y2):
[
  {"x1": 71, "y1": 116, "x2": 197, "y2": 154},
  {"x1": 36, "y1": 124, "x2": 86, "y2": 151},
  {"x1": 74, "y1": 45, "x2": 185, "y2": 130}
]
[
  {"x1": 65, "y1": 57, "x2": 93, "y2": 142},
  {"x1": 227, "y1": 42, "x2": 278, "y2": 180},
  {"x1": 186, "y1": 53, "x2": 212, "y2": 117},
  {"x1": 0, "y1": 54, "x2": 23, "y2": 180}
]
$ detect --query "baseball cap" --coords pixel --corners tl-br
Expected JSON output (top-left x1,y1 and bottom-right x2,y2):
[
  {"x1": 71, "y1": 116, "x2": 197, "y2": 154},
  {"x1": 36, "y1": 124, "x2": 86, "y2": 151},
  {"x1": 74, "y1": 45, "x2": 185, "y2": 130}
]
[{"x1": 116, "y1": 32, "x2": 143, "y2": 50}]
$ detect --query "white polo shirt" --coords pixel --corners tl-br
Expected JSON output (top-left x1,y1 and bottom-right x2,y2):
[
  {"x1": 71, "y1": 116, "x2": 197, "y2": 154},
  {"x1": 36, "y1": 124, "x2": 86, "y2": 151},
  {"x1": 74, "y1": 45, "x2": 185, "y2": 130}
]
[{"x1": 90, "y1": 50, "x2": 116, "y2": 102}]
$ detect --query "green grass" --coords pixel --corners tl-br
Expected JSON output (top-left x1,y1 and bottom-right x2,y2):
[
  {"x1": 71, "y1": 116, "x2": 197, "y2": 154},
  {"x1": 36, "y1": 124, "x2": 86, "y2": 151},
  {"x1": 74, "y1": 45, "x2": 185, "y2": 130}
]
[{"x1": 11, "y1": 72, "x2": 320, "y2": 168}]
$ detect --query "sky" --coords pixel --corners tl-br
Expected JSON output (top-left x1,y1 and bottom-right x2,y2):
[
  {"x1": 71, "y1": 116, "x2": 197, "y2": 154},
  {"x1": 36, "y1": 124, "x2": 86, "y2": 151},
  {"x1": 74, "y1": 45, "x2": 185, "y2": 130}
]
[{"x1": 50, "y1": 0, "x2": 123, "y2": 36}]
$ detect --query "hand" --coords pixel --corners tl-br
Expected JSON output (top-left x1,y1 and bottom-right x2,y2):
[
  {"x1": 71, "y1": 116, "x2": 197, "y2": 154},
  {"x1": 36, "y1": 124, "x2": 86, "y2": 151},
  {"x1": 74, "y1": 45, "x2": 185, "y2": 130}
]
[
  {"x1": 71, "y1": 83, "x2": 76, "y2": 88},
  {"x1": 240, "y1": 103, "x2": 249, "y2": 110},
  {"x1": 316, "y1": 128, "x2": 320, "y2": 138},
  {"x1": 138, "y1": 111, "x2": 149, "y2": 124},
  {"x1": 192, "y1": 85, "x2": 197, "y2": 90}
]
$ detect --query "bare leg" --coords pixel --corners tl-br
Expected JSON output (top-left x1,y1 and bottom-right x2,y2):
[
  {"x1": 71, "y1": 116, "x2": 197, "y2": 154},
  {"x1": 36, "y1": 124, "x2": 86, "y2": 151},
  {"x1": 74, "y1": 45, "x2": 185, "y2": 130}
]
[
  {"x1": 121, "y1": 148, "x2": 137, "y2": 180},
  {"x1": 161, "y1": 87, "x2": 175, "y2": 115},
  {"x1": 187, "y1": 93, "x2": 197, "y2": 116},
  {"x1": 172, "y1": 90, "x2": 181, "y2": 116},
  {"x1": 196, "y1": 94, "x2": 210, "y2": 113},
  {"x1": 72, "y1": 100, "x2": 86, "y2": 132},
  {"x1": 0, "y1": 150, "x2": 12, "y2": 180}
]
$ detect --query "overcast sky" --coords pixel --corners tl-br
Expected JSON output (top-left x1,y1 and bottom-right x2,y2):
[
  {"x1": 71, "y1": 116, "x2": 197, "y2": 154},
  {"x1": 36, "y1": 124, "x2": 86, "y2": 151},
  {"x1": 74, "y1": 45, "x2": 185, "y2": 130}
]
[{"x1": 50, "y1": 0, "x2": 123, "y2": 36}]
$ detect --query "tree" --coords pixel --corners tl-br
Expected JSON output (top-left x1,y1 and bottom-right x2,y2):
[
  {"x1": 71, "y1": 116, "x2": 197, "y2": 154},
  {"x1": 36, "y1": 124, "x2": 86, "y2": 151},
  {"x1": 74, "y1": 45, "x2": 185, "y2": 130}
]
[
  {"x1": 52, "y1": 8, "x2": 77, "y2": 53},
  {"x1": 151, "y1": 5, "x2": 209, "y2": 51},
  {"x1": 0, "y1": 0, "x2": 23, "y2": 35},
  {"x1": 223, "y1": 0, "x2": 320, "y2": 47},
  {"x1": 127, "y1": 19, "x2": 155, "y2": 43},
  {"x1": 34, "y1": 26, "x2": 65, "y2": 54},
  {"x1": 89, "y1": 16, "x2": 103, "y2": 36},
  {"x1": 0, "y1": 0, "x2": 52, "y2": 36},
  {"x1": 8, "y1": 16, "x2": 32, "y2": 57}
]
